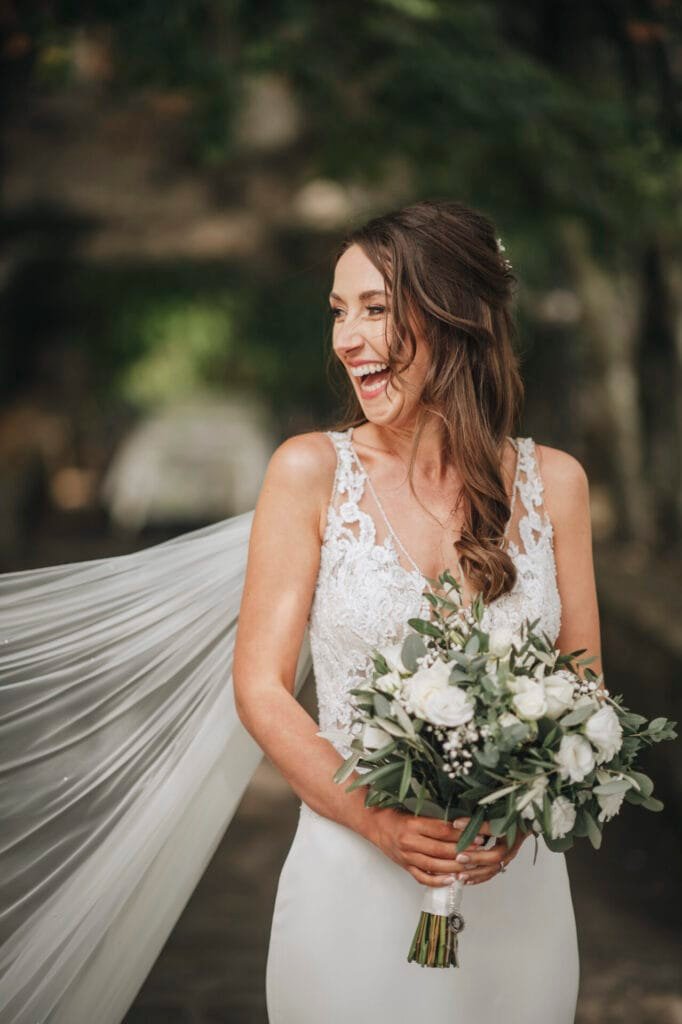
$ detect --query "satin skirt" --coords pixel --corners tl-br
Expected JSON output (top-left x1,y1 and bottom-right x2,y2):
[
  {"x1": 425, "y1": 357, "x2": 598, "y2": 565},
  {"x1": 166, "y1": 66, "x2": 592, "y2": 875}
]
[{"x1": 266, "y1": 803, "x2": 580, "y2": 1024}]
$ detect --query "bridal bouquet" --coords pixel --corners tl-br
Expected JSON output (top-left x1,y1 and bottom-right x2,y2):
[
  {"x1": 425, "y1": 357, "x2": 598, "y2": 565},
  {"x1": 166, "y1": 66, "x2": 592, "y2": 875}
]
[{"x1": 321, "y1": 570, "x2": 677, "y2": 969}]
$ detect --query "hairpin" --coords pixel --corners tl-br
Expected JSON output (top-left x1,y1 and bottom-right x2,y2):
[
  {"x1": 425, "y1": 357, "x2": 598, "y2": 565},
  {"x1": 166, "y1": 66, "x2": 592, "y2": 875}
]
[{"x1": 496, "y1": 236, "x2": 513, "y2": 271}]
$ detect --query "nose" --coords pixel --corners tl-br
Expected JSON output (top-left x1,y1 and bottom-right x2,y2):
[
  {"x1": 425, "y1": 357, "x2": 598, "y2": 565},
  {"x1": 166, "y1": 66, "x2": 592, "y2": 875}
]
[{"x1": 333, "y1": 313, "x2": 367, "y2": 361}]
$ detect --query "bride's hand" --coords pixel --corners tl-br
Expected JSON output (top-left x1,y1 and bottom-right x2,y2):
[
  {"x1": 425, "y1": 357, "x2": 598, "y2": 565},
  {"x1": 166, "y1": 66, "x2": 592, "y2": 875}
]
[
  {"x1": 367, "y1": 808, "x2": 491, "y2": 887},
  {"x1": 445, "y1": 815, "x2": 530, "y2": 886}
]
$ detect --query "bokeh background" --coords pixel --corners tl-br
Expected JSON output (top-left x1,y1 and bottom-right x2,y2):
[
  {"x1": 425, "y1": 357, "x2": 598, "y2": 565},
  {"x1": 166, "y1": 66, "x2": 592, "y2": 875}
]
[{"x1": 2, "y1": 2, "x2": 681, "y2": 1021}]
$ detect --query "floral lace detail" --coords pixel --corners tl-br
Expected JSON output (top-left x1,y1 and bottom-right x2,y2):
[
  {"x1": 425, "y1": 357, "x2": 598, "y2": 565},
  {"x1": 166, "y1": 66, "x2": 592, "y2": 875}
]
[{"x1": 307, "y1": 429, "x2": 561, "y2": 762}]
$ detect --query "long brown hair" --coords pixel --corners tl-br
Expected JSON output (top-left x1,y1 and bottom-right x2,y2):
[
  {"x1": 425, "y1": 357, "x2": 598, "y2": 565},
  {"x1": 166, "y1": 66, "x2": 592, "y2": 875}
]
[{"x1": 325, "y1": 198, "x2": 524, "y2": 601}]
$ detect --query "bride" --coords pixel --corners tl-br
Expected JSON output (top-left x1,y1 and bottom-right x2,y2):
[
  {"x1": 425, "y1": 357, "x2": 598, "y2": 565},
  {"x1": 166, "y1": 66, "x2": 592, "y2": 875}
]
[{"x1": 233, "y1": 199, "x2": 599, "y2": 1022}]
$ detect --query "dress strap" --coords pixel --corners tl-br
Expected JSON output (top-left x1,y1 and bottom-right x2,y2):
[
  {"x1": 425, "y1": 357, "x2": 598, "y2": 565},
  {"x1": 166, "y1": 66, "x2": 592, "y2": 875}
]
[
  {"x1": 324, "y1": 428, "x2": 366, "y2": 512},
  {"x1": 514, "y1": 438, "x2": 545, "y2": 514}
]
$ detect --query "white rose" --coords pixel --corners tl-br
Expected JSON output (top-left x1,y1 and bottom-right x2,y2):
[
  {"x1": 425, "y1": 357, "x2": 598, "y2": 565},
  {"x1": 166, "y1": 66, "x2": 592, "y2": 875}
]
[
  {"x1": 420, "y1": 685, "x2": 475, "y2": 727},
  {"x1": 554, "y1": 734, "x2": 596, "y2": 783},
  {"x1": 584, "y1": 705, "x2": 623, "y2": 764},
  {"x1": 544, "y1": 671, "x2": 577, "y2": 719},
  {"x1": 515, "y1": 773, "x2": 549, "y2": 820},
  {"x1": 511, "y1": 679, "x2": 549, "y2": 721},
  {"x1": 375, "y1": 670, "x2": 403, "y2": 696},
  {"x1": 596, "y1": 789, "x2": 626, "y2": 823},
  {"x1": 550, "y1": 795, "x2": 577, "y2": 838},
  {"x1": 362, "y1": 723, "x2": 392, "y2": 750},
  {"x1": 402, "y1": 657, "x2": 475, "y2": 726},
  {"x1": 489, "y1": 626, "x2": 515, "y2": 658},
  {"x1": 378, "y1": 641, "x2": 409, "y2": 674},
  {"x1": 507, "y1": 673, "x2": 535, "y2": 695}
]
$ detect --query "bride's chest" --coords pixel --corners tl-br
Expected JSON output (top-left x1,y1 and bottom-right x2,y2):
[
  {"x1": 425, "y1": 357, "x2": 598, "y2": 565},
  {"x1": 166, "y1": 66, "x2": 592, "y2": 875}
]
[{"x1": 308, "y1": 505, "x2": 562, "y2": 653}]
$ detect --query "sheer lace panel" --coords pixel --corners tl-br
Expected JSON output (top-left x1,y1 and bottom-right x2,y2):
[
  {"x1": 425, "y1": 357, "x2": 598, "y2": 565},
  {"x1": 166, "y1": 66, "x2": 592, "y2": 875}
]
[{"x1": 308, "y1": 427, "x2": 561, "y2": 759}]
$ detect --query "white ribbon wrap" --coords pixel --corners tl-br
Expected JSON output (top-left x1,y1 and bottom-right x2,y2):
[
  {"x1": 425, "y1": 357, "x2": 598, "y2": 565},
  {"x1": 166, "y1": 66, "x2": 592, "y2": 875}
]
[{"x1": 419, "y1": 835, "x2": 498, "y2": 917}]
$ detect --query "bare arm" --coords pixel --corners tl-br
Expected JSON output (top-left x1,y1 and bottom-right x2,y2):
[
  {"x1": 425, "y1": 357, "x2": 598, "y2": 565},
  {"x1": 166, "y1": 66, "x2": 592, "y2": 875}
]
[
  {"x1": 537, "y1": 444, "x2": 604, "y2": 684},
  {"x1": 233, "y1": 432, "x2": 485, "y2": 885},
  {"x1": 233, "y1": 432, "x2": 385, "y2": 840}
]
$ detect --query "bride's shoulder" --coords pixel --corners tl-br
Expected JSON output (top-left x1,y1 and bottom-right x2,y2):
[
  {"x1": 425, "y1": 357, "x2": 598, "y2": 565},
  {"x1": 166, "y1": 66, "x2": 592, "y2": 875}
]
[
  {"x1": 261, "y1": 431, "x2": 337, "y2": 517},
  {"x1": 531, "y1": 440, "x2": 590, "y2": 527}
]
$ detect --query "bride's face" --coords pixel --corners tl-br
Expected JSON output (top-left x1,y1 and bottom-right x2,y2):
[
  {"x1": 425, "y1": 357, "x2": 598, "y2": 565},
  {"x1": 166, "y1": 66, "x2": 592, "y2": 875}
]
[{"x1": 330, "y1": 244, "x2": 429, "y2": 425}]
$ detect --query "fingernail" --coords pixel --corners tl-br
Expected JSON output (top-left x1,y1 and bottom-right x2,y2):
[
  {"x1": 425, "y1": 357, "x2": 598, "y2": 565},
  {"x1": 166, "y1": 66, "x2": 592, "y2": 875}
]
[
  {"x1": 453, "y1": 818, "x2": 468, "y2": 828},
  {"x1": 456, "y1": 853, "x2": 470, "y2": 864},
  {"x1": 459, "y1": 873, "x2": 469, "y2": 881},
  {"x1": 473, "y1": 836, "x2": 484, "y2": 845}
]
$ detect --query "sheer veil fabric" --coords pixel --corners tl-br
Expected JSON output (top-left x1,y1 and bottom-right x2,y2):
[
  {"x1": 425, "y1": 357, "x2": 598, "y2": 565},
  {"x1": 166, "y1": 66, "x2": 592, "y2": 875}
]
[{"x1": 0, "y1": 511, "x2": 312, "y2": 1024}]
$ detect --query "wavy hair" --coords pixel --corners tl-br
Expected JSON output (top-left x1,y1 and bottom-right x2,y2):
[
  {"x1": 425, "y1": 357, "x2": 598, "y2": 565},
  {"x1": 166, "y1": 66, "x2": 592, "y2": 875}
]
[{"x1": 325, "y1": 198, "x2": 524, "y2": 601}]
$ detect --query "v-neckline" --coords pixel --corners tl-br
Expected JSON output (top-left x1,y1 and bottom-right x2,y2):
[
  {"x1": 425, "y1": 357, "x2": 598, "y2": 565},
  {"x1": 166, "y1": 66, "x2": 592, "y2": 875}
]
[{"x1": 346, "y1": 426, "x2": 521, "y2": 600}]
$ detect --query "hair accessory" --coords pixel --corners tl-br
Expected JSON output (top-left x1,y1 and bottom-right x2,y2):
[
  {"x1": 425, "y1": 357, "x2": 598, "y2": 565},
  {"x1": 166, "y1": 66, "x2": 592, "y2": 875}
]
[{"x1": 496, "y1": 236, "x2": 513, "y2": 271}]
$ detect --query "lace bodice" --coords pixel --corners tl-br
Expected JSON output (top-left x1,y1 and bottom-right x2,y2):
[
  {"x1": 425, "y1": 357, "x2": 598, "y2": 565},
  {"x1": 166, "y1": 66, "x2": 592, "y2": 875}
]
[{"x1": 307, "y1": 427, "x2": 561, "y2": 759}]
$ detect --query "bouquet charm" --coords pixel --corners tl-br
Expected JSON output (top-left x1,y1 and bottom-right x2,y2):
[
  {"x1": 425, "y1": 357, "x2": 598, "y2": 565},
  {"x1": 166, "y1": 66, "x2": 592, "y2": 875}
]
[{"x1": 320, "y1": 570, "x2": 677, "y2": 969}]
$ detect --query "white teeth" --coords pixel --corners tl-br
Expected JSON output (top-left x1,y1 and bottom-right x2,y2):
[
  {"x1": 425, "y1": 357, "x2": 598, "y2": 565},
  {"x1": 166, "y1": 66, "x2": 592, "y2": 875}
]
[{"x1": 350, "y1": 362, "x2": 389, "y2": 378}]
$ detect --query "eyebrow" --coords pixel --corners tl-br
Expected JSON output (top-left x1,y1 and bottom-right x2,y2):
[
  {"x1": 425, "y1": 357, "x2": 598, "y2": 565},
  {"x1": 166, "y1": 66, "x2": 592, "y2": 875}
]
[{"x1": 328, "y1": 289, "x2": 386, "y2": 303}]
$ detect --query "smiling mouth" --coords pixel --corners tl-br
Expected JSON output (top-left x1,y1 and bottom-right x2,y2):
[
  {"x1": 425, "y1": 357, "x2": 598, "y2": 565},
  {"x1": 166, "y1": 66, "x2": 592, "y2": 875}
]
[{"x1": 355, "y1": 367, "x2": 390, "y2": 396}]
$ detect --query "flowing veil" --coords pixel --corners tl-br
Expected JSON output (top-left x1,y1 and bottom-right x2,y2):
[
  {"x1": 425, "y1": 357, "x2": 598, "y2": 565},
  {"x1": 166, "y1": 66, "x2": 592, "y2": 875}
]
[{"x1": 0, "y1": 510, "x2": 312, "y2": 1024}]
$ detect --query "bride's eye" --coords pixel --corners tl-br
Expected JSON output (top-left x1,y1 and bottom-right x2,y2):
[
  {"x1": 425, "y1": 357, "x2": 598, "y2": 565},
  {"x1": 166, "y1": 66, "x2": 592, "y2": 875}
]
[
  {"x1": 330, "y1": 307, "x2": 343, "y2": 319},
  {"x1": 367, "y1": 305, "x2": 386, "y2": 315}
]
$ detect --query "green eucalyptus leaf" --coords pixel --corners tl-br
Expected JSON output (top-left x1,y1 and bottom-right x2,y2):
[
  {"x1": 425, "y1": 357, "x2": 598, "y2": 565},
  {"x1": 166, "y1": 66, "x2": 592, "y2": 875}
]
[
  {"x1": 465, "y1": 634, "x2": 480, "y2": 655},
  {"x1": 583, "y1": 809, "x2": 602, "y2": 849},
  {"x1": 401, "y1": 634, "x2": 428, "y2": 673},
  {"x1": 373, "y1": 693, "x2": 392, "y2": 718},
  {"x1": 626, "y1": 771, "x2": 654, "y2": 797},
  {"x1": 560, "y1": 703, "x2": 597, "y2": 727}
]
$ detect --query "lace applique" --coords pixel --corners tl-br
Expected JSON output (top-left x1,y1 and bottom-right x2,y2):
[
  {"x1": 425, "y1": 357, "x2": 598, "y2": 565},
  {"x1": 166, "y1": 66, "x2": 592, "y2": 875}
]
[{"x1": 307, "y1": 429, "x2": 561, "y2": 761}]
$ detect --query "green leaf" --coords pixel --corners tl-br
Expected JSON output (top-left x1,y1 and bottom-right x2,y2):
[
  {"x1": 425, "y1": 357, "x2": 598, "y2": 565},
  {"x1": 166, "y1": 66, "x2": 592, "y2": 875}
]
[
  {"x1": 489, "y1": 815, "x2": 509, "y2": 836},
  {"x1": 333, "y1": 753, "x2": 359, "y2": 784},
  {"x1": 593, "y1": 779, "x2": 633, "y2": 796},
  {"x1": 449, "y1": 668, "x2": 473, "y2": 683},
  {"x1": 478, "y1": 783, "x2": 520, "y2": 805},
  {"x1": 456, "y1": 805, "x2": 486, "y2": 852},
  {"x1": 505, "y1": 819, "x2": 518, "y2": 848},
  {"x1": 403, "y1": 796, "x2": 443, "y2": 818},
  {"x1": 626, "y1": 771, "x2": 654, "y2": 797},
  {"x1": 572, "y1": 807, "x2": 590, "y2": 837},
  {"x1": 361, "y1": 739, "x2": 399, "y2": 762},
  {"x1": 543, "y1": 833, "x2": 574, "y2": 852},
  {"x1": 474, "y1": 743, "x2": 500, "y2": 769},
  {"x1": 465, "y1": 634, "x2": 480, "y2": 655},
  {"x1": 392, "y1": 701, "x2": 416, "y2": 737},
  {"x1": 372, "y1": 717, "x2": 407, "y2": 738},
  {"x1": 373, "y1": 693, "x2": 392, "y2": 718},
  {"x1": 401, "y1": 634, "x2": 428, "y2": 672},
  {"x1": 346, "y1": 761, "x2": 402, "y2": 792},
  {"x1": 583, "y1": 809, "x2": 602, "y2": 849},
  {"x1": 542, "y1": 790, "x2": 553, "y2": 836},
  {"x1": 648, "y1": 716, "x2": 668, "y2": 733},
  {"x1": 641, "y1": 796, "x2": 664, "y2": 811},
  {"x1": 407, "y1": 618, "x2": 443, "y2": 639},
  {"x1": 399, "y1": 754, "x2": 412, "y2": 802},
  {"x1": 560, "y1": 703, "x2": 597, "y2": 727}
]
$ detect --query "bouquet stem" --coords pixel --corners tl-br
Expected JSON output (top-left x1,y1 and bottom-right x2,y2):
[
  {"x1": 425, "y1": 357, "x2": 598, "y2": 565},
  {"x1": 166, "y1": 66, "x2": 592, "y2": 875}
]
[{"x1": 407, "y1": 878, "x2": 465, "y2": 968}]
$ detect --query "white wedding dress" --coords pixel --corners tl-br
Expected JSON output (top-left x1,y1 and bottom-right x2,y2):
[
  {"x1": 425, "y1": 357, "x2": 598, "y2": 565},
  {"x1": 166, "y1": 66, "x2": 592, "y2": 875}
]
[{"x1": 266, "y1": 426, "x2": 580, "y2": 1023}]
